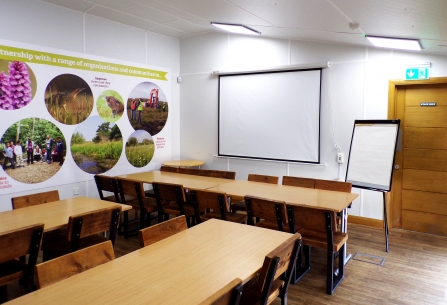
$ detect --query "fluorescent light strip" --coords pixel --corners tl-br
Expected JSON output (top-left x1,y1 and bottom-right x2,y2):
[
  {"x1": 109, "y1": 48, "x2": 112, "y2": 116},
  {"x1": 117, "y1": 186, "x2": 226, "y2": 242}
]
[
  {"x1": 366, "y1": 36, "x2": 422, "y2": 51},
  {"x1": 211, "y1": 22, "x2": 260, "y2": 35}
]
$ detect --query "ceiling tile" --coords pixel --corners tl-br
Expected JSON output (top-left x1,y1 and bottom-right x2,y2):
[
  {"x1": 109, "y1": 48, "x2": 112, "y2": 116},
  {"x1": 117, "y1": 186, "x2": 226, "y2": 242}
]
[
  {"x1": 87, "y1": 6, "x2": 158, "y2": 30},
  {"x1": 87, "y1": 0, "x2": 179, "y2": 23},
  {"x1": 163, "y1": 20, "x2": 209, "y2": 35},
  {"x1": 132, "y1": 0, "x2": 204, "y2": 21},
  {"x1": 41, "y1": 0, "x2": 94, "y2": 12},
  {"x1": 149, "y1": 25, "x2": 190, "y2": 39}
]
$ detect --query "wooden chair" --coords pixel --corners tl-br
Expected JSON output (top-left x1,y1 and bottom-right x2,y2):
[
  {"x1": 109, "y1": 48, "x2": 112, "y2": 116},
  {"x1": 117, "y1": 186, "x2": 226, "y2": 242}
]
[
  {"x1": 138, "y1": 215, "x2": 187, "y2": 248},
  {"x1": 11, "y1": 190, "x2": 60, "y2": 209},
  {"x1": 0, "y1": 223, "x2": 44, "y2": 303},
  {"x1": 282, "y1": 176, "x2": 316, "y2": 189},
  {"x1": 94, "y1": 174, "x2": 121, "y2": 203},
  {"x1": 190, "y1": 189, "x2": 247, "y2": 224},
  {"x1": 240, "y1": 234, "x2": 301, "y2": 305},
  {"x1": 207, "y1": 170, "x2": 236, "y2": 180},
  {"x1": 287, "y1": 206, "x2": 348, "y2": 294},
  {"x1": 11, "y1": 190, "x2": 63, "y2": 261},
  {"x1": 42, "y1": 207, "x2": 121, "y2": 261},
  {"x1": 160, "y1": 165, "x2": 180, "y2": 173},
  {"x1": 199, "y1": 278, "x2": 243, "y2": 305},
  {"x1": 231, "y1": 174, "x2": 279, "y2": 213},
  {"x1": 244, "y1": 196, "x2": 288, "y2": 232},
  {"x1": 152, "y1": 182, "x2": 197, "y2": 227},
  {"x1": 116, "y1": 178, "x2": 159, "y2": 238},
  {"x1": 35, "y1": 241, "x2": 115, "y2": 289}
]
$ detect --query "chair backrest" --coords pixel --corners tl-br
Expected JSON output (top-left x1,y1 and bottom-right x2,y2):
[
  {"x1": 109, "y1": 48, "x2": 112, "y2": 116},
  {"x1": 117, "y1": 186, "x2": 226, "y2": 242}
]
[
  {"x1": 138, "y1": 215, "x2": 187, "y2": 248},
  {"x1": 199, "y1": 278, "x2": 243, "y2": 305},
  {"x1": 94, "y1": 174, "x2": 120, "y2": 202},
  {"x1": 256, "y1": 234, "x2": 301, "y2": 305},
  {"x1": 207, "y1": 170, "x2": 236, "y2": 180},
  {"x1": 244, "y1": 196, "x2": 287, "y2": 230},
  {"x1": 11, "y1": 190, "x2": 60, "y2": 209},
  {"x1": 35, "y1": 241, "x2": 115, "y2": 289},
  {"x1": 67, "y1": 207, "x2": 121, "y2": 250},
  {"x1": 282, "y1": 176, "x2": 316, "y2": 189},
  {"x1": 160, "y1": 165, "x2": 180, "y2": 173},
  {"x1": 286, "y1": 205, "x2": 334, "y2": 233},
  {"x1": 0, "y1": 223, "x2": 44, "y2": 263},
  {"x1": 190, "y1": 189, "x2": 229, "y2": 223},
  {"x1": 248, "y1": 174, "x2": 279, "y2": 184},
  {"x1": 180, "y1": 168, "x2": 209, "y2": 177},
  {"x1": 315, "y1": 179, "x2": 352, "y2": 193},
  {"x1": 152, "y1": 181, "x2": 187, "y2": 216},
  {"x1": 115, "y1": 178, "x2": 144, "y2": 204}
]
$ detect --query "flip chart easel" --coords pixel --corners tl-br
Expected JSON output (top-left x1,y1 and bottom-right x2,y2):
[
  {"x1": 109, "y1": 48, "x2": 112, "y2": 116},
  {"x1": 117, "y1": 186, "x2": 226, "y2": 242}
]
[{"x1": 345, "y1": 120, "x2": 400, "y2": 252}]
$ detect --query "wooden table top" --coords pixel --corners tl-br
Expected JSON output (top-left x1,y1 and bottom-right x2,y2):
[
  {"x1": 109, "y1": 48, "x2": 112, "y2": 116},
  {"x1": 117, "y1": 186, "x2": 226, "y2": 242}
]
[
  {"x1": 8, "y1": 219, "x2": 294, "y2": 305},
  {"x1": 208, "y1": 180, "x2": 358, "y2": 212},
  {"x1": 0, "y1": 196, "x2": 131, "y2": 234},
  {"x1": 116, "y1": 170, "x2": 233, "y2": 189},
  {"x1": 161, "y1": 159, "x2": 205, "y2": 167}
]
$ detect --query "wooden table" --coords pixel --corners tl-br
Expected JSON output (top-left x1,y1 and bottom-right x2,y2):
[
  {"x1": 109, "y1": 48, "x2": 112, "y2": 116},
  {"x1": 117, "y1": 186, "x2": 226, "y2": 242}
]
[
  {"x1": 0, "y1": 196, "x2": 131, "y2": 234},
  {"x1": 7, "y1": 219, "x2": 294, "y2": 305},
  {"x1": 116, "y1": 170, "x2": 233, "y2": 190},
  {"x1": 162, "y1": 159, "x2": 205, "y2": 168},
  {"x1": 207, "y1": 180, "x2": 358, "y2": 212}
]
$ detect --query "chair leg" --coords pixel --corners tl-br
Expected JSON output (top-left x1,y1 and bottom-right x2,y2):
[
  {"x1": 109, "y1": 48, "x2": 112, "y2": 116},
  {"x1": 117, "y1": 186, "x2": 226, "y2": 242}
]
[
  {"x1": 124, "y1": 210, "x2": 129, "y2": 239},
  {"x1": 292, "y1": 245, "x2": 310, "y2": 284},
  {"x1": 326, "y1": 249, "x2": 335, "y2": 295},
  {"x1": 281, "y1": 291, "x2": 288, "y2": 305},
  {"x1": 0, "y1": 285, "x2": 7, "y2": 303}
]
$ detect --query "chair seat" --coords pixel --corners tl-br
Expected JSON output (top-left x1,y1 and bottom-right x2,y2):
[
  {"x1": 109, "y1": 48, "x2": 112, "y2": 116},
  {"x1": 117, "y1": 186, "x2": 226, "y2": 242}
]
[
  {"x1": 230, "y1": 201, "x2": 246, "y2": 212},
  {"x1": 163, "y1": 202, "x2": 196, "y2": 217},
  {"x1": 42, "y1": 234, "x2": 108, "y2": 260},
  {"x1": 0, "y1": 260, "x2": 25, "y2": 286},
  {"x1": 125, "y1": 197, "x2": 159, "y2": 213},
  {"x1": 299, "y1": 228, "x2": 348, "y2": 251},
  {"x1": 255, "y1": 220, "x2": 289, "y2": 232},
  {"x1": 201, "y1": 211, "x2": 247, "y2": 224}
]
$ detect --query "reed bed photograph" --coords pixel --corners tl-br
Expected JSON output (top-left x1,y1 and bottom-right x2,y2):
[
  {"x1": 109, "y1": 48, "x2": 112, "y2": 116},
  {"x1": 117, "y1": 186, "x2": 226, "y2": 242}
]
[
  {"x1": 44, "y1": 74, "x2": 93, "y2": 125},
  {"x1": 70, "y1": 115, "x2": 122, "y2": 174}
]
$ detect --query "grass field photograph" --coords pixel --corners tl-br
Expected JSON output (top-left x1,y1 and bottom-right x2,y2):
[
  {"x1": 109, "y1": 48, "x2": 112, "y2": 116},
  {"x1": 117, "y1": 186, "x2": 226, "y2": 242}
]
[
  {"x1": 96, "y1": 90, "x2": 125, "y2": 122},
  {"x1": 70, "y1": 115, "x2": 122, "y2": 174},
  {"x1": 125, "y1": 130, "x2": 154, "y2": 168},
  {"x1": 44, "y1": 74, "x2": 93, "y2": 125},
  {"x1": 127, "y1": 82, "x2": 168, "y2": 136}
]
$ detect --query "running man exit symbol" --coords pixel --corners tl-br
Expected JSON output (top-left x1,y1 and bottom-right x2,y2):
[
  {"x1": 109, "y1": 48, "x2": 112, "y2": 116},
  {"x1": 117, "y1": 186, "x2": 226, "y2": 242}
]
[{"x1": 405, "y1": 67, "x2": 430, "y2": 80}]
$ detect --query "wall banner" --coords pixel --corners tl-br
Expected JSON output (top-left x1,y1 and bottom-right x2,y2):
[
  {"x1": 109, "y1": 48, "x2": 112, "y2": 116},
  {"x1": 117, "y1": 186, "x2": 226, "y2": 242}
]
[{"x1": 0, "y1": 39, "x2": 171, "y2": 194}]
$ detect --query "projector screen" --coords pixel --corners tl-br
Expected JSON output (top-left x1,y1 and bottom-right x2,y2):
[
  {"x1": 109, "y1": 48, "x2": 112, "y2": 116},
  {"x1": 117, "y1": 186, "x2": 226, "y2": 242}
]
[{"x1": 218, "y1": 69, "x2": 321, "y2": 163}]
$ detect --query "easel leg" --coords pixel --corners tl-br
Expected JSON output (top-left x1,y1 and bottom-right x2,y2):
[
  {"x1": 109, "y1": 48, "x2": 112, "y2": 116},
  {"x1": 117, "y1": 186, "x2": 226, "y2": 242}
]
[{"x1": 383, "y1": 192, "x2": 389, "y2": 252}]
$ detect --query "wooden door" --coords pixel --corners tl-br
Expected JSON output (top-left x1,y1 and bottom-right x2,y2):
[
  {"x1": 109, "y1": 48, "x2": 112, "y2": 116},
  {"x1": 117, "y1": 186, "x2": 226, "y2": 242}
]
[{"x1": 389, "y1": 78, "x2": 447, "y2": 236}]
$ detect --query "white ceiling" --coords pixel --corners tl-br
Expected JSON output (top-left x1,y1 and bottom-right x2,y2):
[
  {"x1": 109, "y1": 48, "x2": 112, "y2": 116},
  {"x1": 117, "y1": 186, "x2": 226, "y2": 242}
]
[{"x1": 41, "y1": 0, "x2": 447, "y2": 55}]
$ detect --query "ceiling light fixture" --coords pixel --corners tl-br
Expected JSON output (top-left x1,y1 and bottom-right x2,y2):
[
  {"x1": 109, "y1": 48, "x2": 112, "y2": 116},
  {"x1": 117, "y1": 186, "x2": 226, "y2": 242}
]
[
  {"x1": 366, "y1": 35, "x2": 422, "y2": 51},
  {"x1": 211, "y1": 22, "x2": 261, "y2": 36}
]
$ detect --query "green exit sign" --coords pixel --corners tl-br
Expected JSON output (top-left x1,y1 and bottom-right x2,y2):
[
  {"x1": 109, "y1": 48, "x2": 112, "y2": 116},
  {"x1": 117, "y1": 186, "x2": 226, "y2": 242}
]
[{"x1": 405, "y1": 67, "x2": 430, "y2": 80}]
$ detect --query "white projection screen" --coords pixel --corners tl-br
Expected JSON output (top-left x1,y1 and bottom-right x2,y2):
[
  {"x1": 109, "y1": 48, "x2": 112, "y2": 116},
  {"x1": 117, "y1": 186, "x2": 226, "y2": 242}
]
[{"x1": 218, "y1": 69, "x2": 322, "y2": 163}]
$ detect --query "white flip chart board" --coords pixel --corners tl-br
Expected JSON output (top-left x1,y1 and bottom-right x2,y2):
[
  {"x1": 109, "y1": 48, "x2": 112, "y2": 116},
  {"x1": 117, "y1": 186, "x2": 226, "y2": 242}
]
[{"x1": 345, "y1": 120, "x2": 400, "y2": 191}]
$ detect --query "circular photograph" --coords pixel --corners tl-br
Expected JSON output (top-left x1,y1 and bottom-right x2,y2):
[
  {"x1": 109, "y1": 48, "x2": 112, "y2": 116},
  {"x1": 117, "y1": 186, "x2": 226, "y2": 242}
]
[
  {"x1": 125, "y1": 130, "x2": 155, "y2": 168},
  {"x1": 44, "y1": 74, "x2": 93, "y2": 125},
  {"x1": 71, "y1": 115, "x2": 123, "y2": 174},
  {"x1": 127, "y1": 82, "x2": 168, "y2": 136},
  {"x1": 1, "y1": 118, "x2": 66, "y2": 184},
  {"x1": 96, "y1": 90, "x2": 125, "y2": 122},
  {"x1": 0, "y1": 60, "x2": 37, "y2": 110}
]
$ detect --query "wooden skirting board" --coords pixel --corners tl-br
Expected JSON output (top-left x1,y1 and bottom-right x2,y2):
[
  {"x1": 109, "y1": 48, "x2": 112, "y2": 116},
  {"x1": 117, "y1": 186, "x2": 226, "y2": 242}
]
[{"x1": 348, "y1": 215, "x2": 383, "y2": 229}]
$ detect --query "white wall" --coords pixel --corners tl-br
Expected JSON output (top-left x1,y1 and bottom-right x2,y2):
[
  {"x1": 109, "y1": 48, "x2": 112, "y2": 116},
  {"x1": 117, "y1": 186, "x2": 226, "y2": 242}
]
[
  {"x1": 179, "y1": 32, "x2": 447, "y2": 220},
  {"x1": 0, "y1": 0, "x2": 180, "y2": 211}
]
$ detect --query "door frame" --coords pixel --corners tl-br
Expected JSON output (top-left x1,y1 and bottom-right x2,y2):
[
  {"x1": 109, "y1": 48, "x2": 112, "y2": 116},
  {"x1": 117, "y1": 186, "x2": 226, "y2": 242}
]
[{"x1": 388, "y1": 77, "x2": 447, "y2": 229}]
